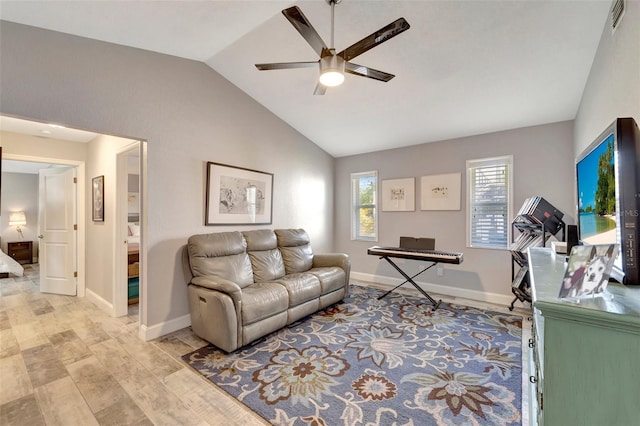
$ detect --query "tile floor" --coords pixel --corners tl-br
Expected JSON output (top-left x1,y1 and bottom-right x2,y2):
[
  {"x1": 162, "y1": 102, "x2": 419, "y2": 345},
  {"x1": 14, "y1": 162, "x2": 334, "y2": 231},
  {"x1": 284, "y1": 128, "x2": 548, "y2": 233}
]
[{"x1": 0, "y1": 264, "x2": 530, "y2": 425}]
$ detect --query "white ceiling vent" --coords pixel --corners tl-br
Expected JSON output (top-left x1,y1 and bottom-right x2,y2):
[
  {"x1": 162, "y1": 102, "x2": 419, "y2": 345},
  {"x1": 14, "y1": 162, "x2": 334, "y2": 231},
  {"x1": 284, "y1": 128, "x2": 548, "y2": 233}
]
[{"x1": 610, "y1": 0, "x2": 625, "y2": 33}]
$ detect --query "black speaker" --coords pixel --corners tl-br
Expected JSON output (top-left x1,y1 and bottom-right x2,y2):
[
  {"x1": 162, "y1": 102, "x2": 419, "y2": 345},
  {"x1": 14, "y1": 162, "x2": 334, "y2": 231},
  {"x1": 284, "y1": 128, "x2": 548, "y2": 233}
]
[{"x1": 566, "y1": 225, "x2": 579, "y2": 255}]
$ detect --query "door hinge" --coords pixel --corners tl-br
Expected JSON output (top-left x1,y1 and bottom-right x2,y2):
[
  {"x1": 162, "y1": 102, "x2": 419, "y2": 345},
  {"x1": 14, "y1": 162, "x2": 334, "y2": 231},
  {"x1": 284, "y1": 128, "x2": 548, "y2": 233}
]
[
  {"x1": 540, "y1": 392, "x2": 543, "y2": 410},
  {"x1": 74, "y1": 224, "x2": 78, "y2": 230},
  {"x1": 73, "y1": 177, "x2": 77, "y2": 183},
  {"x1": 74, "y1": 271, "x2": 78, "y2": 278}
]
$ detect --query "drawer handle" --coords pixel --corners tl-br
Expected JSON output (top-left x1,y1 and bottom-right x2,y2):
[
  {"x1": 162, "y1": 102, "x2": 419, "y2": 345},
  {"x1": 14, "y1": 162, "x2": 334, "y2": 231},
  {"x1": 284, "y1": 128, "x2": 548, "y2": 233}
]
[{"x1": 529, "y1": 376, "x2": 537, "y2": 384}]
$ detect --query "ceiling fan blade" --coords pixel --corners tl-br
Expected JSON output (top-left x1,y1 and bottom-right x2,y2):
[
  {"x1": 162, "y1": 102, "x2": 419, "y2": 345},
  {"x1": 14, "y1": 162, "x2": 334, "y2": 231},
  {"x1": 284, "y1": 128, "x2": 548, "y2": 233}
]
[
  {"x1": 282, "y1": 6, "x2": 328, "y2": 58},
  {"x1": 255, "y1": 61, "x2": 318, "y2": 71},
  {"x1": 345, "y1": 62, "x2": 395, "y2": 82},
  {"x1": 338, "y1": 18, "x2": 410, "y2": 62},
  {"x1": 313, "y1": 83, "x2": 327, "y2": 96}
]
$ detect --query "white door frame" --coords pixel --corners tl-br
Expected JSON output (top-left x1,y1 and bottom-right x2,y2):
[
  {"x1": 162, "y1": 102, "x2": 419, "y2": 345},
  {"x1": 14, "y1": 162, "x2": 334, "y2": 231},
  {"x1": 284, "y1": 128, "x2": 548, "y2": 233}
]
[
  {"x1": 3, "y1": 153, "x2": 86, "y2": 297},
  {"x1": 115, "y1": 142, "x2": 141, "y2": 317}
]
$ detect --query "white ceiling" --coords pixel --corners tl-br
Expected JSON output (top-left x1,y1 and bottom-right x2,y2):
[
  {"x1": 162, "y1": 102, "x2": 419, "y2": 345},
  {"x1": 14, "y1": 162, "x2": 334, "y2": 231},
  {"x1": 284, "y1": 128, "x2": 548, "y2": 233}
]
[
  {"x1": 2, "y1": 159, "x2": 61, "y2": 174},
  {"x1": 0, "y1": 115, "x2": 98, "y2": 174},
  {"x1": 0, "y1": 115, "x2": 98, "y2": 143},
  {"x1": 0, "y1": 0, "x2": 612, "y2": 157}
]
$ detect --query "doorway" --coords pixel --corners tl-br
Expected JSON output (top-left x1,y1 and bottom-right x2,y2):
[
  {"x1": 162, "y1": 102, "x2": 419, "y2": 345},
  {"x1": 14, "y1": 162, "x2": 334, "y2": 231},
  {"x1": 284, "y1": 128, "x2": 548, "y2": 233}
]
[
  {"x1": 115, "y1": 142, "x2": 142, "y2": 317},
  {"x1": 1, "y1": 115, "x2": 147, "y2": 323},
  {"x1": 1, "y1": 155, "x2": 85, "y2": 297}
]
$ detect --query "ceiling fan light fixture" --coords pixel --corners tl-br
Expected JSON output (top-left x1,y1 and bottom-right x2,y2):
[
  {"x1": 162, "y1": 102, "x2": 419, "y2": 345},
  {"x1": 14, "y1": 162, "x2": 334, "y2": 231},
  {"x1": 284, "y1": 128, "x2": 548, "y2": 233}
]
[
  {"x1": 319, "y1": 70, "x2": 344, "y2": 87},
  {"x1": 319, "y1": 53, "x2": 345, "y2": 87}
]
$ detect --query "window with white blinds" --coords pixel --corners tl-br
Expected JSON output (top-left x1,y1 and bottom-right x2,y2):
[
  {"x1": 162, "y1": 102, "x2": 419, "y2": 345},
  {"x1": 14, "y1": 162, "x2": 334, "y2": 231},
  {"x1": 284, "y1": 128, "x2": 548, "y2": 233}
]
[{"x1": 466, "y1": 156, "x2": 513, "y2": 249}]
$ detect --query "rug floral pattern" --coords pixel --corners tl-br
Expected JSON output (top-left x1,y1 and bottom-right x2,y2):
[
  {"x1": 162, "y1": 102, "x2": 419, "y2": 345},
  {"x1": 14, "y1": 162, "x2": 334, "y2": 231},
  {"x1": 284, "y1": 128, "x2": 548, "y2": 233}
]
[{"x1": 182, "y1": 285, "x2": 522, "y2": 425}]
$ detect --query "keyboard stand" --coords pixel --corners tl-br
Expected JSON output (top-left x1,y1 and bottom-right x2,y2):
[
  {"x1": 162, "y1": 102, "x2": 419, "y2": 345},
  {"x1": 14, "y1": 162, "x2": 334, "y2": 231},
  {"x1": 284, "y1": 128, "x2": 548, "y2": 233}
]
[{"x1": 376, "y1": 255, "x2": 442, "y2": 310}]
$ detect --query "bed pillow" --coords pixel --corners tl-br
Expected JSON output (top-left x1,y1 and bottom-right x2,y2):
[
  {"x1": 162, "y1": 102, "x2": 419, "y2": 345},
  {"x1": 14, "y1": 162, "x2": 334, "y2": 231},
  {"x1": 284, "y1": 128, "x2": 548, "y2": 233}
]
[{"x1": 128, "y1": 223, "x2": 140, "y2": 237}]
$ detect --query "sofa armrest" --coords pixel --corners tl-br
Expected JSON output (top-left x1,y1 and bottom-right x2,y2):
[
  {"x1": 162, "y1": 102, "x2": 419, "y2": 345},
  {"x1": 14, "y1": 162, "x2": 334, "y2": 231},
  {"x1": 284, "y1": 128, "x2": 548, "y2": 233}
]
[
  {"x1": 313, "y1": 253, "x2": 351, "y2": 277},
  {"x1": 190, "y1": 276, "x2": 242, "y2": 302}
]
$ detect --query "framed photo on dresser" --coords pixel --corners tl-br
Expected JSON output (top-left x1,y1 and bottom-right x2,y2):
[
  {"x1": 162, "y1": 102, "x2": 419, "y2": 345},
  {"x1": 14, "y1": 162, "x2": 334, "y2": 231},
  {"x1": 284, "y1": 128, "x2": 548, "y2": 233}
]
[{"x1": 559, "y1": 244, "x2": 617, "y2": 298}]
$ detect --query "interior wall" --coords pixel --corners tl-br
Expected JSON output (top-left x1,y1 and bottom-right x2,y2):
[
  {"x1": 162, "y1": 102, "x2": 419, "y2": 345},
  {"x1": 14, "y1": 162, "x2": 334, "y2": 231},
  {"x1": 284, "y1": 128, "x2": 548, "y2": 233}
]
[
  {"x1": 335, "y1": 121, "x2": 575, "y2": 302},
  {"x1": 86, "y1": 134, "x2": 137, "y2": 303},
  {"x1": 0, "y1": 172, "x2": 38, "y2": 258},
  {"x1": 0, "y1": 22, "x2": 335, "y2": 330},
  {"x1": 0, "y1": 131, "x2": 88, "y2": 163},
  {"x1": 574, "y1": 0, "x2": 640, "y2": 153}
]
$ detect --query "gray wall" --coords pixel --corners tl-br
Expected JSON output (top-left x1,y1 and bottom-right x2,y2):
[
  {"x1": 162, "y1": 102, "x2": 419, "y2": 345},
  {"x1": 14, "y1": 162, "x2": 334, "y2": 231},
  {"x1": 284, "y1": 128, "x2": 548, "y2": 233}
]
[
  {"x1": 0, "y1": 22, "x2": 335, "y2": 328},
  {"x1": 335, "y1": 121, "x2": 575, "y2": 302},
  {"x1": 574, "y1": 0, "x2": 640, "y2": 154}
]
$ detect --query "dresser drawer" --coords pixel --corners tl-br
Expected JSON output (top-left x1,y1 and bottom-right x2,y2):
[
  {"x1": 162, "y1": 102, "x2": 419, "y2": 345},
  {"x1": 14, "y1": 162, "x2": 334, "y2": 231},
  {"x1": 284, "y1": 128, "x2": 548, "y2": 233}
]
[{"x1": 128, "y1": 262, "x2": 139, "y2": 278}]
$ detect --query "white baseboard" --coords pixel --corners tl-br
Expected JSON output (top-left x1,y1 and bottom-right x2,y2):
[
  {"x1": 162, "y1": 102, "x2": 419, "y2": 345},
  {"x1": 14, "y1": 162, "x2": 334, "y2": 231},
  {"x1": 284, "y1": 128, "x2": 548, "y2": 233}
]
[
  {"x1": 350, "y1": 271, "x2": 515, "y2": 307},
  {"x1": 139, "y1": 314, "x2": 191, "y2": 341},
  {"x1": 86, "y1": 287, "x2": 191, "y2": 341},
  {"x1": 85, "y1": 288, "x2": 114, "y2": 316}
]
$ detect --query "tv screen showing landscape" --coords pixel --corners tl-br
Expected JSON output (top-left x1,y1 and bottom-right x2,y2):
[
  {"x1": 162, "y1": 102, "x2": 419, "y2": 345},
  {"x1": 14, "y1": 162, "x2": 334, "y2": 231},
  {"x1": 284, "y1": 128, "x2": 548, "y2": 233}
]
[{"x1": 576, "y1": 133, "x2": 620, "y2": 250}]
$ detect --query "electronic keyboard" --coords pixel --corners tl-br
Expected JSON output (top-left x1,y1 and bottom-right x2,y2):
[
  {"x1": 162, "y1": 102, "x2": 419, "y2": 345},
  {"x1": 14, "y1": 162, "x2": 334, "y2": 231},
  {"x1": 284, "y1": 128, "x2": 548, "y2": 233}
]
[{"x1": 367, "y1": 246, "x2": 463, "y2": 264}]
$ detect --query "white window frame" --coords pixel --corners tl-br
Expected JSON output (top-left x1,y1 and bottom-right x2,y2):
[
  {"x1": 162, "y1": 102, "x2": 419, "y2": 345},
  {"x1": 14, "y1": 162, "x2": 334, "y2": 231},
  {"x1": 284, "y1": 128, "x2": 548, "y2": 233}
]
[
  {"x1": 351, "y1": 170, "x2": 378, "y2": 241},
  {"x1": 466, "y1": 156, "x2": 513, "y2": 249}
]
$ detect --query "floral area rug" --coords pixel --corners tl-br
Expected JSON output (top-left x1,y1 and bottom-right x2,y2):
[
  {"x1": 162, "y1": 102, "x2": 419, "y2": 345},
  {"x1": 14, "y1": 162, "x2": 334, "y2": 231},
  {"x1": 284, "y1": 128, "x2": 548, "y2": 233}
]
[{"x1": 182, "y1": 285, "x2": 523, "y2": 425}]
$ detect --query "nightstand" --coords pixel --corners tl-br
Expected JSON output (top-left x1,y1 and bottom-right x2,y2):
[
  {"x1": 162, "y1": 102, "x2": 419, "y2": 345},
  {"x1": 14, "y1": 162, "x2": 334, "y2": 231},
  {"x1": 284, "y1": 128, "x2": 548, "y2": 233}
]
[{"x1": 7, "y1": 241, "x2": 33, "y2": 265}]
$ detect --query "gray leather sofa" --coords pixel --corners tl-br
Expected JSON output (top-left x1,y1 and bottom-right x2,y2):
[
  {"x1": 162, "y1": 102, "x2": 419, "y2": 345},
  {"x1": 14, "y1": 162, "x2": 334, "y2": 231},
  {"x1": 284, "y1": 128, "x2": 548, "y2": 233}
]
[{"x1": 183, "y1": 228, "x2": 350, "y2": 352}]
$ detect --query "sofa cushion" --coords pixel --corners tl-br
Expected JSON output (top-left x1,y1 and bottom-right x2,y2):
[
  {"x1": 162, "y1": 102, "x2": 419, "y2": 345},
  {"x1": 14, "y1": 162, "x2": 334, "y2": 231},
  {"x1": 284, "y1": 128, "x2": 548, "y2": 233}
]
[
  {"x1": 276, "y1": 273, "x2": 321, "y2": 306},
  {"x1": 188, "y1": 232, "x2": 253, "y2": 286},
  {"x1": 275, "y1": 228, "x2": 310, "y2": 247},
  {"x1": 249, "y1": 250, "x2": 286, "y2": 282},
  {"x1": 243, "y1": 230, "x2": 286, "y2": 282},
  {"x1": 276, "y1": 229, "x2": 313, "y2": 274},
  {"x1": 241, "y1": 282, "x2": 289, "y2": 325},
  {"x1": 308, "y1": 267, "x2": 347, "y2": 295},
  {"x1": 243, "y1": 229, "x2": 278, "y2": 251}
]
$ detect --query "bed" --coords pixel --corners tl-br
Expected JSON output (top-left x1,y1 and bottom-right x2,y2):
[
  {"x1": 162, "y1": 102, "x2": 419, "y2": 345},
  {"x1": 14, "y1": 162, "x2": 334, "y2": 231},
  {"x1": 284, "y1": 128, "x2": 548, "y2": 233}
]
[
  {"x1": 1, "y1": 246, "x2": 24, "y2": 278},
  {"x1": 127, "y1": 221, "x2": 140, "y2": 304}
]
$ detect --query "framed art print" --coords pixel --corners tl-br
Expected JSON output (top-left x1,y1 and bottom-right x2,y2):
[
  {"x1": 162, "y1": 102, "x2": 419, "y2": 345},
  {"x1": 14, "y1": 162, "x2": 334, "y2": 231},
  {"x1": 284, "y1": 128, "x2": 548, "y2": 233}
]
[
  {"x1": 420, "y1": 172, "x2": 461, "y2": 210},
  {"x1": 382, "y1": 177, "x2": 415, "y2": 211},
  {"x1": 92, "y1": 175, "x2": 104, "y2": 222},
  {"x1": 205, "y1": 162, "x2": 273, "y2": 225}
]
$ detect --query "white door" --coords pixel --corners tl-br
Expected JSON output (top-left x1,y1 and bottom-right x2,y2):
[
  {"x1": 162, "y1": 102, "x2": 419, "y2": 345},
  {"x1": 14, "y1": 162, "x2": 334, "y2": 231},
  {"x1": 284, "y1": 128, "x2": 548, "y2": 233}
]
[{"x1": 38, "y1": 167, "x2": 77, "y2": 295}]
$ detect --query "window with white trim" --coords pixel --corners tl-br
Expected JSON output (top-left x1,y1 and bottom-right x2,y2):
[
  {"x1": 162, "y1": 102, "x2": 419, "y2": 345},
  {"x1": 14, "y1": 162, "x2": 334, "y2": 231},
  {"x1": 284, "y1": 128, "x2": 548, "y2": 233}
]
[
  {"x1": 351, "y1": 171, "x2": 378, "y2": 241},
  {"x1": 466, "y1": 156, "x2": 513, "y2": 249}
]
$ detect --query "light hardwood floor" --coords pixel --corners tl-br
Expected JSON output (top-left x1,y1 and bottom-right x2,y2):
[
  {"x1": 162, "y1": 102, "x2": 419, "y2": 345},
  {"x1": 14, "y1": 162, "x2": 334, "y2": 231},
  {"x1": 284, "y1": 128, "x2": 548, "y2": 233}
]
[
  {"x1": 0, "y1": 264, "x2": 530, "y2": 425},
  {"x1": 0, "y1": 264, "x2": 267, "y2": 426}
]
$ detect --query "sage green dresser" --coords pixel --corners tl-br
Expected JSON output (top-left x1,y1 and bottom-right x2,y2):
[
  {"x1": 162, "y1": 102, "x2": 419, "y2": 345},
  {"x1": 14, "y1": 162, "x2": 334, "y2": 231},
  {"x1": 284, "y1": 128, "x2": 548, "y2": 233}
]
[{"x1": 527, "y1": 247, "x2": 640, "y2": 426}]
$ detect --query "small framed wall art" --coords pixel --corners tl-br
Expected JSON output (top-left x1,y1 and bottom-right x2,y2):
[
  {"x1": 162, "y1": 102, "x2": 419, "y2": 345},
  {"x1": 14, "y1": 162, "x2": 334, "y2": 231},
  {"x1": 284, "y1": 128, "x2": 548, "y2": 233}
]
[
  {"x1": 205, "y1": 162, "x2": 273, "y2": 225},
  {"x1": 381, "y1": 177, "x2": 415, "y2": 211},
  {"x1": 420, "y1": 172, "x2": 461, "y2": 210},
  {"x1": 92, "y1": 175, "x2": 105, "y2": 221}
]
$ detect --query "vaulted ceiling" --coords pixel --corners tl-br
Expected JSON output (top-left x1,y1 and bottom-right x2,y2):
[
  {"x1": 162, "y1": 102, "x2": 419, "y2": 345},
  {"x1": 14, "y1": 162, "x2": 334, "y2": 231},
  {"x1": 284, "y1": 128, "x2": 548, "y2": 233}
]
[{"x1": 0, "y1": 1, "x2": 611, "y2": 157}]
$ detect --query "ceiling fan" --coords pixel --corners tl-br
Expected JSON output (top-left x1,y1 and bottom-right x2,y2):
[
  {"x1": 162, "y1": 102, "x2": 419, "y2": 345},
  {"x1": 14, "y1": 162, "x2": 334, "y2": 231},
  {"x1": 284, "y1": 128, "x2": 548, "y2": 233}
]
[{"x1": 255, "y1": 0, "x2": 410, "y2": 95}]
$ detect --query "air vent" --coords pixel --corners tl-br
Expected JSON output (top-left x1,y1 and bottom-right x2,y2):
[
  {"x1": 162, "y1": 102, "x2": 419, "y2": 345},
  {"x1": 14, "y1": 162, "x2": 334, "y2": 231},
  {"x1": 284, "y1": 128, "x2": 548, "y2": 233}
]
[{"x1": 611, "y1": 0, "x2": 625, "y2": 33}]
